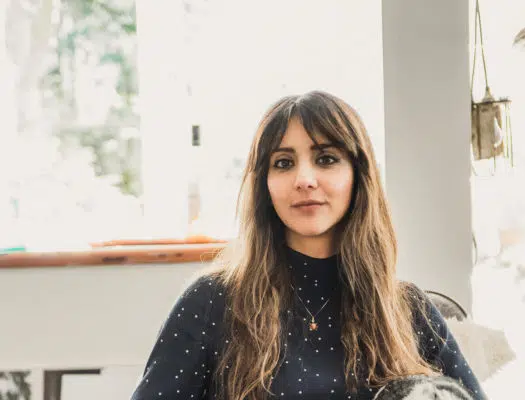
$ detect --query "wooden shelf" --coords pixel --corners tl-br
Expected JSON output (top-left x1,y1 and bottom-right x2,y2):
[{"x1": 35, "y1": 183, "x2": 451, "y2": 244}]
[{"x1": 0, "y1": 243, "x2": 227, "y2": 268}]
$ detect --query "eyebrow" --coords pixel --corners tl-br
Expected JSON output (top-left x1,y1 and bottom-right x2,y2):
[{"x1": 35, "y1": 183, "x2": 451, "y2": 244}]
[{"x1": 272, "y1": 143, "x2": 338, "y2": 154}]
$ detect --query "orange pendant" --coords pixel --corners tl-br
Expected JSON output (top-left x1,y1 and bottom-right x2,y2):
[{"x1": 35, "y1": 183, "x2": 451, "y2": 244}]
[{"x1": 309, "y1": 321, "x2": 318, "y2": 331}]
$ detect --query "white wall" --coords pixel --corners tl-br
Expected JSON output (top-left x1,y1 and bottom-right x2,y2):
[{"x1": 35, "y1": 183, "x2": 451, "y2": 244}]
[
  {"x1": 190, "y1": 0, "x2": 385, "y2": 160},
  {"x1": 0, "y1": 263, "x2": 209, "y2": 371},
  {"x1": 382, "y1": 0, "x2": 473, "y2": 310},
  {"x1": 60, "y1": 366, "x2": 144, "y2": 400},
  {"x1": 183, "y1": 0, "x2": 386, "y2": 230},
  {"x1": 0, "y1": 263, "x2": 216, "y2": 400},
  {"x1": 136, "y1": 0, "x2": 386, "y2": 238}
]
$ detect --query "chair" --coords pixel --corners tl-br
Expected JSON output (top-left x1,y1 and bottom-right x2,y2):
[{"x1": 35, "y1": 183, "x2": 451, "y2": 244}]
[{"x1": 424, "y1": 290, "x2": 468, "y2": 321}]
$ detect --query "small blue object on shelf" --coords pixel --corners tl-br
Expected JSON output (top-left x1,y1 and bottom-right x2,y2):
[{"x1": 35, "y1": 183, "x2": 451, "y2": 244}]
[{"x1": 0, "y1": 246, "x2": 27, "y2": 254}]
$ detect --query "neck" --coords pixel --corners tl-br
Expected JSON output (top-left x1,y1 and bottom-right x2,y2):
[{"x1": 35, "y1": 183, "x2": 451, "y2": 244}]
[{"x1": 286, "y1": 231, "x2": 336, "y2": 259}]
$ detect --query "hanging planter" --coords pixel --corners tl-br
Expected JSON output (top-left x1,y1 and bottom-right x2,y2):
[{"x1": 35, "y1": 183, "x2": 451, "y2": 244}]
[
  {"x1": 471, "y1": 91, "x2": 512, "y2": 164},
  {"x1": 470, "y1": 0, "x2": 514, "y2": 169}
]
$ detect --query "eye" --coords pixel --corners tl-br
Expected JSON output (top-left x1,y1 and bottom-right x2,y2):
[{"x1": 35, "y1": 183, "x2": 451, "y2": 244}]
[
  {"x1": 317, "y1": 154, "x2": 339, "y2": 166},
  {"x1": 273, "y1": 158, "x2": 294, "y2": 169}
]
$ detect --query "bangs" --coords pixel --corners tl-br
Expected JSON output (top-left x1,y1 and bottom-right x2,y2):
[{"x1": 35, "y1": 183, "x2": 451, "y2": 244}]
[
  {"x1": 297, "y1": 104, "x2": 349, "y2": 151},
  {"x1": 254, "y1": 94, "x2": 358, "y2": 172}
]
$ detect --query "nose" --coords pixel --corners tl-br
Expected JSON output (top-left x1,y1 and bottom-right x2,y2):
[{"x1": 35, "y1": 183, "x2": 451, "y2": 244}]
[{"x1": 294, "y1": 162, "x2": 318, "y2": 190}]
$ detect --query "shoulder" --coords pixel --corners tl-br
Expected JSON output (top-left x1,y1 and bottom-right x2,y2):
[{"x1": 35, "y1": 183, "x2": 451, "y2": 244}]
[
  {"x1": 399, "y1": 281, "x2": 441, "y2": 322},
  {"x1": 400, "y1": 281, "x2": 449, "y2": 360},
  {"x1": 400, "y1": 280, "x2": 428, "y2": 304},
  {"x1": 161, "y1": 273, "x2": 228, "y2": 332},
  {"x1": 178, "y1": 273, "x2": 226, "y2": 303}
]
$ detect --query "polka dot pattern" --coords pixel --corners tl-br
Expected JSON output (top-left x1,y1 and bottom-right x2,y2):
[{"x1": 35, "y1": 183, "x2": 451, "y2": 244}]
[{"x1": 130, "y1": 249, "x2": 486, "y2": 399}]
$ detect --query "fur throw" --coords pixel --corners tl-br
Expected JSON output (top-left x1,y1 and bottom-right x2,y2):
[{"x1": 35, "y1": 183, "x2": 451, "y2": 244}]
[
  {"x1": 445, "y1": 317, "x2": 515, "y2": 381},
  {"x1": 373, "y1": 375, "x2": 474, "y2": 400}
]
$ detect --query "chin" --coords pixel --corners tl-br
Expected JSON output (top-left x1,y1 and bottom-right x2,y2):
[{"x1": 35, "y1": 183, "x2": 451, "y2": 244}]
[{"x1": 290, "y1": 224, "x2": 332, "y2": 238}]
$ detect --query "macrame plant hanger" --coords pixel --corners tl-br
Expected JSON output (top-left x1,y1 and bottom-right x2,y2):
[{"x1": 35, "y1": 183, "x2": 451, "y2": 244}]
[{"x1": 470, "y1": 0, "x2": 514, "y2": 176}]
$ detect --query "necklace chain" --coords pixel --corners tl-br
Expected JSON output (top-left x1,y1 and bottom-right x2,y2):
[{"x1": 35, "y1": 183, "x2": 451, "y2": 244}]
[{"x1": 291, "y1": 284, "x2": 330, "y2": 331}]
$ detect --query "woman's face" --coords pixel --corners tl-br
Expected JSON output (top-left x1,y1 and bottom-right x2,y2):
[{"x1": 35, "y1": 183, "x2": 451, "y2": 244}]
[{"x1": 267, "y1": 117, "x2": 354, "y2": 251}]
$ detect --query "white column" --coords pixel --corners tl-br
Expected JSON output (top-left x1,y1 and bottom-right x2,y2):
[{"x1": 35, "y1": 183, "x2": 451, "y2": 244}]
[
  {"x1": 136, "y1": 0, "x2": 191, "y2": 239},
  {"x1": 382, "y1": 0, "x2": 473, "y2": 310}
]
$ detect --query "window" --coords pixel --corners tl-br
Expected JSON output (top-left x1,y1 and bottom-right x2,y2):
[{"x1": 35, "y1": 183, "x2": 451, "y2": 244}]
[
  {"x1": 469, "y1": 0, "x2": 525, "y2": 261},
  {"x1": 1, "y1": 0, "x2": 145, "y2": 252}
]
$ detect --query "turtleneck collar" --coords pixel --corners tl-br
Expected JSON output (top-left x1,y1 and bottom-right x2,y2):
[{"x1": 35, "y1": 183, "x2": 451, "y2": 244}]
[
  {"x1": 286, "y1": 246, "x2": 338, "y2": 266},
  {"x1": 285, "y1": 246, "x2": 341, "y2": 290},
  {"x1": 284, "y1": 246, "x2": 343, "y2": 320}
]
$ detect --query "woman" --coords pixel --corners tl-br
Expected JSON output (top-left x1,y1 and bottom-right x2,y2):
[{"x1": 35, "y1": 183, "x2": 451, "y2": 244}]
[{"x1": 131, "y1": 91, "x2": 486, "y2": 399}]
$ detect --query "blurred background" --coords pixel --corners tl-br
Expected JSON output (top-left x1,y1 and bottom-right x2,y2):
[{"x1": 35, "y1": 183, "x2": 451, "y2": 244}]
[{"x1": 0, "y1": 0, "x2": 524, "y2": 399}]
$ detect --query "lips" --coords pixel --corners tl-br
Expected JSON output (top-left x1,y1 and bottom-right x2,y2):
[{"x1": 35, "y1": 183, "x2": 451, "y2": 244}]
[{"x1": 292, "y1": 200, "x2": 326, "y2": 208}]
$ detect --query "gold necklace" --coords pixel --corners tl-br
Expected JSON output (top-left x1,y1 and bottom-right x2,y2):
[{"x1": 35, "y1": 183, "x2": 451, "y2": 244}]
[{"x1": 291, "y1": 284, "x2": 331, "y2": 331}]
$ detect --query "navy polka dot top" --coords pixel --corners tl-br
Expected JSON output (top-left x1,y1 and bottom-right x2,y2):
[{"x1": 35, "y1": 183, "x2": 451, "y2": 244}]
[{"x1": 130, "y1": 247, "x2": 486, "y2": 399}]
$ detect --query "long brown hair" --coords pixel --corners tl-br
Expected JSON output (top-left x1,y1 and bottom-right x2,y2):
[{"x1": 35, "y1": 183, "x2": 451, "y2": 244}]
[{"x1": 206, "y1": 91, "x2": 438, "y2": 399}]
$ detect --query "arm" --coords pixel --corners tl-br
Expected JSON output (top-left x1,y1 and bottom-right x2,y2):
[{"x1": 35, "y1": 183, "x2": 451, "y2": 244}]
[
  {"x1": 130, "y1": 275, "x2": 221, "y2": 399},
  {"x1": 410, "y1": 285, "x2": 488, "y2": 400}
]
